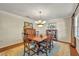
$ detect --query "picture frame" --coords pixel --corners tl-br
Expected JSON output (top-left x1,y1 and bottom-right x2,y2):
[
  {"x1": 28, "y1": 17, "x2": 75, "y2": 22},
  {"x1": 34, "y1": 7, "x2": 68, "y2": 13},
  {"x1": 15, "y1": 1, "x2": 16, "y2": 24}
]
[
  {"x1": 24, "y1": 22, "x2": 33, "y2": 28},
  {"x1": 29, "y1": 23, "x2": 33, "y2": 28},
  {"x1": 24, "y1": 22, "x2": 29, "y2": 26}
]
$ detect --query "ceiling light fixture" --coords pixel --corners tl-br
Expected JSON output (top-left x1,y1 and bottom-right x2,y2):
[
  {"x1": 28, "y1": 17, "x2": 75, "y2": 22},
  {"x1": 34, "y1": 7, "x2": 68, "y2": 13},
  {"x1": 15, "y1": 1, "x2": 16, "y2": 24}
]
[{"x1": 35, "y1": 11, "x2": 46, "y2": 27}]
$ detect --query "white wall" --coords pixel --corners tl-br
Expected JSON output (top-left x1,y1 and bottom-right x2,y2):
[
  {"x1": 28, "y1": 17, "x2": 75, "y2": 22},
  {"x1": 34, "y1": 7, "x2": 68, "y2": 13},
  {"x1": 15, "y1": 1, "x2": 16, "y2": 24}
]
[
  {"x1": 65, "y1": 17, "x2": 72, "y2": 43},
  {"x1": 0, "y1": 10, "x2": 25, "y2": 48},
  {"x1": 0, "y1": 10, "x2": 38, "y2": 48}
]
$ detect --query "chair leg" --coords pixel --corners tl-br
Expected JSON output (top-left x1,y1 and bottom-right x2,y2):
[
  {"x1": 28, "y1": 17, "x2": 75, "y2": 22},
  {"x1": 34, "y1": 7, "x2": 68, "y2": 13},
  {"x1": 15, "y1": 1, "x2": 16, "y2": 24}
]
[
  {"x1": 51, "y1": 40, "x2": 53, "y2": 48},
  {"x1": 23, "y1": 52, "x2": 25, "y2": 56},
  {"x1": 49, "y1": 45, "x2": 51, "y2": 53},
  {"x1": 28, "y1": 50, "x2": 30, "y2": 56},
  {"x1": 49, "y1": 49, "x2": 50, "y2": 53},
  {"x1": 46, "y1": 49, "x2": 48, "y2": 56},
  {"x1": 37, "y1": 49, "x2": 39, "y2": 55},
  {"x1": 52, "y1": 42, "x2": 53, "y2": 48},
  {"x1": 24, "y1": 46, "x2": 25, "y2": 56},
  {"x1": 48, "y1": 42, "x2": 51, "y2": 53}
]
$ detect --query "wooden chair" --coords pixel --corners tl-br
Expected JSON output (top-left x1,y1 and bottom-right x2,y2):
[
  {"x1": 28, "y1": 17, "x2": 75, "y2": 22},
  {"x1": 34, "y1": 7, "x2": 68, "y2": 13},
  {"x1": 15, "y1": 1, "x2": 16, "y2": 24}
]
[
  {"x1": 23, "y1": 33, "x2": 38, "y2": 56},
  {"x1": 46, "y1": 30, "x2": 55, "y2": 48}
]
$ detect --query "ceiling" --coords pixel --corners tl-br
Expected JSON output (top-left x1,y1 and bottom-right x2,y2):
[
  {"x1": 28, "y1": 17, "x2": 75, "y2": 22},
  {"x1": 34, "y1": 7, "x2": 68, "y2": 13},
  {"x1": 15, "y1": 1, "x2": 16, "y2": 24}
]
[{"x1": 0, "y1": 3, "x2": 77, "y2": 20}]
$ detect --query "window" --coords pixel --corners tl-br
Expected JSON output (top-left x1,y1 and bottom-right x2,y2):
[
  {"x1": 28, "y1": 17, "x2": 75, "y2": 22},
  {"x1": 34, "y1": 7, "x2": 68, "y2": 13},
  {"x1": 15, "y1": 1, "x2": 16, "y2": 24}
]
[
  {"x1": 75, "y1": 14, "x2": 79, "y2": 38},
  {"x1": 47, "y1": 23, "x2": 56, "y2": 30}
]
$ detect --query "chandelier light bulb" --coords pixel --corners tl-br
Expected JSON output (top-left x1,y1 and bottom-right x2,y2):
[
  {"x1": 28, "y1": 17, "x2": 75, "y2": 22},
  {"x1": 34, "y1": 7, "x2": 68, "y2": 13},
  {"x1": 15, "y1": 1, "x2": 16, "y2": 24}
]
[
  {"x1": 38, "y1": 24, "x2": 43, "y2": 27},
  {"x1": 42, "y1": 21, "x2": 46, "y2": 24},
  {"x1": 38, "y1": 20, "x2": 42, "y2": 23}
]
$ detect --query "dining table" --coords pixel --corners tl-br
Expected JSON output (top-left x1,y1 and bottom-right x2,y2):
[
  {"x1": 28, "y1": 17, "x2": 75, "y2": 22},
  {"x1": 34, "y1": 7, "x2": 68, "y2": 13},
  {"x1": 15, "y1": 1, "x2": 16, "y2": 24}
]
[{"x1": 32, "y1": 35, "x2": 47, "y2": 42}]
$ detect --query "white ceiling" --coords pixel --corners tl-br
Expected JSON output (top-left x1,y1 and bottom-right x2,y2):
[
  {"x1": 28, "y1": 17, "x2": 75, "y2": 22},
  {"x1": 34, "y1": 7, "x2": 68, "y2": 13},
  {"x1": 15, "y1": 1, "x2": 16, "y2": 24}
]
[{"x1": 0, "y1": 3, "x2": 77, "y2": 20}]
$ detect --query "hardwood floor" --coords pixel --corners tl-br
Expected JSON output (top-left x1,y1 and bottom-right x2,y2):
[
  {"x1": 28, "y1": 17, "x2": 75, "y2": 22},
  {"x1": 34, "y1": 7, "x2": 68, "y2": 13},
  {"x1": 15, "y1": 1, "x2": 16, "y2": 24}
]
[
  {"x1": 0, "y1": 40, "x2": 79, "y2": 56},
  {"x1": 54, "y1": 40, "x2": 79, "y2": 56}
]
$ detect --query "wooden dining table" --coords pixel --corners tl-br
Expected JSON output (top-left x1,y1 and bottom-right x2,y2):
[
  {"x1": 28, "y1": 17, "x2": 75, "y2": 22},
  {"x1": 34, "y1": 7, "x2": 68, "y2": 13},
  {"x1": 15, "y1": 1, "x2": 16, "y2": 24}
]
[{"x1": 32, "y1": 35, "x2": 47, "y2": 42}]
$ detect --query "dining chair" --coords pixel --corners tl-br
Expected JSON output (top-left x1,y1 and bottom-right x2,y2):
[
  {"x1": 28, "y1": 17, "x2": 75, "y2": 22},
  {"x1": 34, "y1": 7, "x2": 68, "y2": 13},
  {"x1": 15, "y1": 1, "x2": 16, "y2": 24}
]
[
  {"x1": 23, "y1": 33, "x2": 38, "y2": 56},
  {"x1": 46, "y1": 30, "x2": 54, "y2": 48},
  {"x1": 37, "y1": 35, "x2": 52, "y2": 56}
]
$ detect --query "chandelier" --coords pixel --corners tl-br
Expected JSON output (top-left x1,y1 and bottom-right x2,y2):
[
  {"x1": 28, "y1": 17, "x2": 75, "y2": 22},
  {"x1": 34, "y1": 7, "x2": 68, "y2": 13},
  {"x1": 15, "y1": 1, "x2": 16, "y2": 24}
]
[
  {"x1": 35, "y1": 11, "x2": 46, "y2": 27},
  {"x1": 35, "y1": 20, "x2": 46, "y2": 27}
]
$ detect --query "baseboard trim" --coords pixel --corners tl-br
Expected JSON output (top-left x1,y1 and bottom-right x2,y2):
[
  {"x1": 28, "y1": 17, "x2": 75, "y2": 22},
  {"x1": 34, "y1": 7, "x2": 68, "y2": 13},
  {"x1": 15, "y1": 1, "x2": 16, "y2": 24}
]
[
  {"x1": 53, "y1": 40, "x2": 70, "y2": 44},
  {"x1": 0, "y1": 42, "x2": 23, "y2": 53}
]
